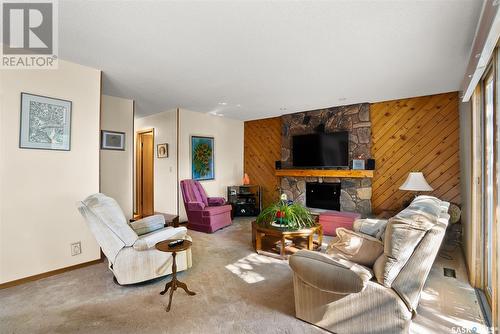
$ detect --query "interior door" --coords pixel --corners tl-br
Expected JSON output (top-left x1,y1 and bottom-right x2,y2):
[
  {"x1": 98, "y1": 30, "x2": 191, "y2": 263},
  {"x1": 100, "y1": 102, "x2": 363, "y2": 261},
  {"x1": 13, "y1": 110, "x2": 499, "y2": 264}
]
[{"x1": 136, "y1": 130, "x2": 154, "y2": 217}]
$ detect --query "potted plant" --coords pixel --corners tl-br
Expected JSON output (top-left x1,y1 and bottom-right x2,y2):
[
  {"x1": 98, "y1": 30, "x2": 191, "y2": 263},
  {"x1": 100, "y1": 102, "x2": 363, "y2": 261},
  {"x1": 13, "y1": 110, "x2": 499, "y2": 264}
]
[{"x1": 256, "y1": 194, "x2": 315, "y2": 230}]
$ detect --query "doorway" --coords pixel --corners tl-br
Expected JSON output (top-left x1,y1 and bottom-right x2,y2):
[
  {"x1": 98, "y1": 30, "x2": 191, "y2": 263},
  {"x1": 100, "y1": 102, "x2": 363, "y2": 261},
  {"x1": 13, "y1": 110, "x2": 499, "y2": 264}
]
[{"x1": 136, "y1": 129, "x2": 154, "y2": 217}]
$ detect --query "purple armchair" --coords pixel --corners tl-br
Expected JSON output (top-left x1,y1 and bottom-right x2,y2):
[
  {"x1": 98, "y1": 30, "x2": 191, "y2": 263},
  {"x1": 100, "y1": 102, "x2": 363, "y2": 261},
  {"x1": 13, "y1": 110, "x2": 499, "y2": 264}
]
[{"x1": 180, "y1": 179, "x2": 232, "y2": 233}]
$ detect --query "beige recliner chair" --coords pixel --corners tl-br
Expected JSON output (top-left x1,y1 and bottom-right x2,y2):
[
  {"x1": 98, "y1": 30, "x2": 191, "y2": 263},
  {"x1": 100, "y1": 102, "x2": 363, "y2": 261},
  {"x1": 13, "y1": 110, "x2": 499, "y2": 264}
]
[
  {"x1": 77, "y1": 193, "x2": 192, "y2": 285},
  {"x1": 289, "y1": 196, "x2": 450, "y2": 334}
]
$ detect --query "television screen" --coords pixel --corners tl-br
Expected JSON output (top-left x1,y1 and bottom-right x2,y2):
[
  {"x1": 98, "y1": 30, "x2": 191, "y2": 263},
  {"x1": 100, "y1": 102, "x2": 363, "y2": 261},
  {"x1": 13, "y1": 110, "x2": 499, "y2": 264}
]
[{"x1": 292, "y1": 131, "x2": 349, "y2": 168}]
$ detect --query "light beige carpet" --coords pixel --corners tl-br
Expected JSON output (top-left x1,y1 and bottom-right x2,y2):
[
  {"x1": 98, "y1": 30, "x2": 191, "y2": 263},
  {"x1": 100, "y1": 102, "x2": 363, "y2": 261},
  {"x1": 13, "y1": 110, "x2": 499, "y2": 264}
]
[
  {"x1": 0, "y1": 218, "x2": 485, "y2": 334},
  {"x1": 0, "y1": 218, "x2": 326, "y2": 334}
]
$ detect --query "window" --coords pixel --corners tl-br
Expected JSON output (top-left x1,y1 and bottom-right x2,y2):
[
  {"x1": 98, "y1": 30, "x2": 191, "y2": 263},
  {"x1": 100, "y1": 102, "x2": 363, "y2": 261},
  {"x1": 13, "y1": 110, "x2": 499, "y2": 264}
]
[
  {"x1": 469, "y1": 47, "x2": 499, "y2": 330},
  {"x1": 482, "y1": 68, "x2": 494, "y2": 302}
]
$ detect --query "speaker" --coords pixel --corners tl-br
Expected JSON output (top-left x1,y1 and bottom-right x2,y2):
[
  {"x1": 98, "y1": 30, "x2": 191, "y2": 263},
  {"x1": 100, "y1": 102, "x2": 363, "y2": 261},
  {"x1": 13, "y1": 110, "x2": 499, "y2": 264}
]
[
  {"x1": 366, "y1": 159, "x2": 375, "y2": 170},
  {"x1": 275, "y1": 161, "x2": 282, "y2": 170}
]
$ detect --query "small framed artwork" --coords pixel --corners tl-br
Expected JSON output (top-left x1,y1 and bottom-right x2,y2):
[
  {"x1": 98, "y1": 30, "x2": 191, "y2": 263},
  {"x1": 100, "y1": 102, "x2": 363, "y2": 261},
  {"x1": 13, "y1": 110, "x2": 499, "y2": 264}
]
[
  {"x1": 101, "y1": 130, "x2": 125, "y2": 150},
  {"x1": 191, "y1": 136, "x2": 214, "y2": 181},
  {"x1": 157, "y1": 143, "x2": 168, "y2": 158},
  {"x1": 19, "y1": 93, "x2": 72, "y2": 151},
  {"x1": 352, "y1": 159, "x2": 365, "y2": 170}
]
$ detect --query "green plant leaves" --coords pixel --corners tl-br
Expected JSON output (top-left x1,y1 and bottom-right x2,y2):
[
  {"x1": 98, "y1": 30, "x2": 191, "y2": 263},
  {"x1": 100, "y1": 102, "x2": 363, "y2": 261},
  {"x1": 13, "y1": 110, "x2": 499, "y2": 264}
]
[{"x1": 256, "y1": 200, "x2": 314, "y2": 230}]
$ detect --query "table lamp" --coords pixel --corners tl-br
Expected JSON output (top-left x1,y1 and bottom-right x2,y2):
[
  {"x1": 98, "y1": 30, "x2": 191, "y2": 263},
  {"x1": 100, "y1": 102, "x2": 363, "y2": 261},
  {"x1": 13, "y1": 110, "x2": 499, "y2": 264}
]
[
  {"x1": 399, "y1": 172, "x2": 433, "y2": 192},
  {"x1": 399, "y1": 172, "x2": 433, "y2": 207}
]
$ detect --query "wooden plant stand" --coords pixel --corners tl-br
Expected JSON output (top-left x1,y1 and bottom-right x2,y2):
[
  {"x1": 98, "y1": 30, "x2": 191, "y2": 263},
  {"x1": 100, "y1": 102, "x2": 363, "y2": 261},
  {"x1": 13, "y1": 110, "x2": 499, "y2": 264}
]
[{"x1": 155, "y1": 239, "x2": 196, "y2": 312}]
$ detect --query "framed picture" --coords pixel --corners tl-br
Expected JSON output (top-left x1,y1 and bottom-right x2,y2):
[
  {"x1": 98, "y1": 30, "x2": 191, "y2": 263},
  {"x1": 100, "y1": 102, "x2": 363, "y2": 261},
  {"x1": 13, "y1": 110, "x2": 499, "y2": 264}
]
[
  {"x1": 157, "y1": 143, "x2": 168, "y2": 158},
  {"x1": 191, "y1": 136, "x2": 214, "y2": 181},
  {"x1": 19, "y1": 93, "x2": 72, "y2": 151},
  {"x1": 101, "y1": 130, "x2": 125, "y2": 150},
  {"x1": 352, "y1": 159, "x2": 365, "y2": 170}
]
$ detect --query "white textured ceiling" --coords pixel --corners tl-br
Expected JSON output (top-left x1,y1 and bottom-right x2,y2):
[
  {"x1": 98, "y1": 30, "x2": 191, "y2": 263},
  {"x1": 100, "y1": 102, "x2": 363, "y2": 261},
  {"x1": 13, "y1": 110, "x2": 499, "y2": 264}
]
[{"x1": 59, "y1": 0, "x2": 483, "y2": 120}]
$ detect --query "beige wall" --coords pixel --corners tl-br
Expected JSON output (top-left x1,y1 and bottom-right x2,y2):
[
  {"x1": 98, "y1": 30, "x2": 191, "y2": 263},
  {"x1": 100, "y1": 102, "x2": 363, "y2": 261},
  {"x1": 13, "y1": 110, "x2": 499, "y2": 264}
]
[
  {"x1": 178, "y1": 109, "x2": 244, "y2": 221},
  {"x1": 0, "y1": 60, "x2": 101, "y2": 284},
  {"x1": 134, "y1": 109, "x2": 178, "y2": 215},
  {"x1": 100, "y1": 95, "x2": 134, "y2": 219}
]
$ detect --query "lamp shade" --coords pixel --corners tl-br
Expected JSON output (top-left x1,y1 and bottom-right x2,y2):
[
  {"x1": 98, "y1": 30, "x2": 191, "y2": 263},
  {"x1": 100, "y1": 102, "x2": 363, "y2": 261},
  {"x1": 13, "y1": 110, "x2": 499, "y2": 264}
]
[{"x1": 399, "y1": 172, "x2": 433, "y2": 191}]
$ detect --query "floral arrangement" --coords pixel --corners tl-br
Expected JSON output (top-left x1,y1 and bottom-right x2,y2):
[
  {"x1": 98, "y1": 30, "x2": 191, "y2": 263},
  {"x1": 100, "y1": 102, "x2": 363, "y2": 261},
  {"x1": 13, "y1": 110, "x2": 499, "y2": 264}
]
[{"x1": 256, "y1": 194, "x2": 315, "y2": 230}]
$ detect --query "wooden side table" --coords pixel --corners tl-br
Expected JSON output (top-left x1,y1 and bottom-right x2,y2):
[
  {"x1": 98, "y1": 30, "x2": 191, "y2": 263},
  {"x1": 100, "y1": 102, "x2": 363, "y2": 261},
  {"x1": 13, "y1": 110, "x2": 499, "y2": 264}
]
[
  {"x1": 155, "y1": 239, "x2": 196, "y2": 312},
  {"x1": 130, "y1": 212, "x2": 179, "y2": 227},
  {"x1": 375, "y1": 210, "x2": 397, "y2": 219},
  {"x1": 155, "y1": 212, "x2": 179, "y2": 227}
]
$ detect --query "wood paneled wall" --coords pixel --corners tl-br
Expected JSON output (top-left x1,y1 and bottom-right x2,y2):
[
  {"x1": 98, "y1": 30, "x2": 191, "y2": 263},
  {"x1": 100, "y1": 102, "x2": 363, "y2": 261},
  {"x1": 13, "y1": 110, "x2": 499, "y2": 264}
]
[
  {"x1": 371, "y1": 92, "x2": 461, "y2": 213},
  {"x1": 244, "y1": 92, "x2": 461, "y2": 214},
  {"x1": 244, "y1": 117, "x2": 282, "y2": 207}
]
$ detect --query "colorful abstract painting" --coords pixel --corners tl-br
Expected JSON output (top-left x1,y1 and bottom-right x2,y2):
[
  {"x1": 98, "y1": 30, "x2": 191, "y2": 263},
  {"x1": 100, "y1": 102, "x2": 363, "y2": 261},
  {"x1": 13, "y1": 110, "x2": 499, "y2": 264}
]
[{"x1": 191, "y1": 136, "x2": 214, "y2": 180}]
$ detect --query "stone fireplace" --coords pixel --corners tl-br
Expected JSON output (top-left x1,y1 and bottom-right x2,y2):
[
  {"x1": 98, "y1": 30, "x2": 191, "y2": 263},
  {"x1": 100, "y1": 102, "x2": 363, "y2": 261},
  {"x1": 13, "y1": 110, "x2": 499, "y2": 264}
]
[
  {"x1": 280, "y1": 176, "x2": 372, "y2": 217},
  {"x1": 279, "y1": 103, "x2": 373, "y2": 217}
]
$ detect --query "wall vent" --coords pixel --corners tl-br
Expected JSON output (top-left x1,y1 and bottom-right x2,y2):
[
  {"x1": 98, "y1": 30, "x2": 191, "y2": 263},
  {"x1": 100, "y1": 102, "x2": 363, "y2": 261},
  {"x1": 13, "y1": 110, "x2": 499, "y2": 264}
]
[{"x1": 443, "y1": 268, "x2": 456, "y2": 278}]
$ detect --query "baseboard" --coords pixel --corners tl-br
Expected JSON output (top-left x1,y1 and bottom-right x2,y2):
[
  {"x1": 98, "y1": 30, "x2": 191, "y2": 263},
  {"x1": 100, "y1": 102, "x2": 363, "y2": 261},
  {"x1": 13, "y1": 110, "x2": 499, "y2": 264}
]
[{"x1": 0, "y1": 258, "x2": 104, "y2": 290}]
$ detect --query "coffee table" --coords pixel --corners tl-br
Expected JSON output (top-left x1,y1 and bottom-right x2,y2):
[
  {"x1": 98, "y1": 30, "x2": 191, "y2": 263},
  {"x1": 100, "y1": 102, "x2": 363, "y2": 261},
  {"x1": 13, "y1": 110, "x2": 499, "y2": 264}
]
[
  {"x1": 252, "y1": 221, "x2": 323, "y2": 259},
  {"x1": 155, "y1": 239, "x2": 196, "y2": 312}
]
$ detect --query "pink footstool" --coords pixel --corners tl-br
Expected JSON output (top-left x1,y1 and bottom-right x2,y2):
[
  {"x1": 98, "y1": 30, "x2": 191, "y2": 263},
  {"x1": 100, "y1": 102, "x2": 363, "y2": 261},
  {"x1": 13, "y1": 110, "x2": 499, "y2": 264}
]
[{"x1": 319, "y1": 211, "x2": 361, "y2": 236}]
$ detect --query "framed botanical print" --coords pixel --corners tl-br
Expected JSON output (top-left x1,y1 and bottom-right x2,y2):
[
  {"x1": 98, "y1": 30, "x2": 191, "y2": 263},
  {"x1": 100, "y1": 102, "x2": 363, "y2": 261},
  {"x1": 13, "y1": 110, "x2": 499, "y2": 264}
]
[
  {"x1": 157, "y1": 143, "x2": 168, "y2": 158},
  {"x1": 191, "y1": 136, "x2": 214, "y2": 181},
  {"x1": 101, "y1": 130, "x2": 125, "y2": 150},
  {"x1": 19, "y1": 93, "x2": 72, "y2": 151}
]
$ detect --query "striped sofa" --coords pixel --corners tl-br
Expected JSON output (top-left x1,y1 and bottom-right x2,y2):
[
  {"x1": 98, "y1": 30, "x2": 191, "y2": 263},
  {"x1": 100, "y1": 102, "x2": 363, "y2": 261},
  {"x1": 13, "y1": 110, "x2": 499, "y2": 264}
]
[{"x1": 289, "y1": 196, "x2": 450, "y2": 334}]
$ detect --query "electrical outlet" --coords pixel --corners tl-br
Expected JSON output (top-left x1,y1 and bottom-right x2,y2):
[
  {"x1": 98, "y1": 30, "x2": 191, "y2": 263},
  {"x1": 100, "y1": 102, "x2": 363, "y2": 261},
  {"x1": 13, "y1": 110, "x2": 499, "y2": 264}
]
[{"x1": 71, "y1": 242, "x2": 81, "y2": 256}]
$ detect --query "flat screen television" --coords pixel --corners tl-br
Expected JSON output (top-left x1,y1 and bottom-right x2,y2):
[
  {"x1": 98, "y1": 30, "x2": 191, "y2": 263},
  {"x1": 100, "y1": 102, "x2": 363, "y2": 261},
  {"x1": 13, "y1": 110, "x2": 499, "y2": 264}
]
[{"x1": 292, "y1": 131, "x2": 349, "y2": 168}]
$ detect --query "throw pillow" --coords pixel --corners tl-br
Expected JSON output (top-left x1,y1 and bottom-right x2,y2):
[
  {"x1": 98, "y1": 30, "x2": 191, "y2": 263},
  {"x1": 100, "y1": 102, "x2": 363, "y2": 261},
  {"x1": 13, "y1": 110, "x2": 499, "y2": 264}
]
[
  {"x1": 352, "y1": 218, "x2": 388, "y2": 240},
  {"x1": 325, "y1": 228, "x2": 384, "y2": 267}
]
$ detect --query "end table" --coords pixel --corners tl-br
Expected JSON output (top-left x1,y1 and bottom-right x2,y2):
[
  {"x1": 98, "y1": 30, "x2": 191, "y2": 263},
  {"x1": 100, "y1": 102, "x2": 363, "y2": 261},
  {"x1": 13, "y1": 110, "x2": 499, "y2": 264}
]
[{"x1": 155, "y1": 239, "x2": 196, "y2": 311}]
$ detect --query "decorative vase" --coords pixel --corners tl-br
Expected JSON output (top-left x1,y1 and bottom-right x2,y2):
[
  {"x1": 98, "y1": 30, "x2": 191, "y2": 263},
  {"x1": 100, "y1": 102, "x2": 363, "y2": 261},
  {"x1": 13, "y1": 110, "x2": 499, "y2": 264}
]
[{"x1": 243, "y1": 173, "x2": 250, "y2": 185}]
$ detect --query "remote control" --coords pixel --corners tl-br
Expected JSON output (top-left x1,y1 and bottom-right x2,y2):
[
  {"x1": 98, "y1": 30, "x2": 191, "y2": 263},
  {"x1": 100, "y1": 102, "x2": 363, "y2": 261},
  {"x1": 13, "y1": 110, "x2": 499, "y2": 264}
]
[{"x1": 168, "y1": 239, "x2": 184, "y2": 247}]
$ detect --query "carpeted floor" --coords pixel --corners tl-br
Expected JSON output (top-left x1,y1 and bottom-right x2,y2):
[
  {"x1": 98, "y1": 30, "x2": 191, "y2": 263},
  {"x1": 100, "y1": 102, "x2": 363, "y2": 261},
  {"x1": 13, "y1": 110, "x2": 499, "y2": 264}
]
[
  {"x1": 0, "y1": 218, "x2": 326, "y2": 334},
  {"x1": 0, "y1": 218, "x2": 485, "y2": 334}
]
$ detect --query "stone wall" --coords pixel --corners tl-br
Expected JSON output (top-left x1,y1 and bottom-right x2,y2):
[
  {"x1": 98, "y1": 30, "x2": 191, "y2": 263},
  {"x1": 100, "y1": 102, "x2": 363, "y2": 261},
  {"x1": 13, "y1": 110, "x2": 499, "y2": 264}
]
[
  {"x1": 280, "y1": 103, "x2": 372, "y2": 216},
  {"x1": 280, "y1": 176, "x2": 372, "y2": 217},
  {"x1": 282, "y1": 103, "x2": 371, "y2": 166}
]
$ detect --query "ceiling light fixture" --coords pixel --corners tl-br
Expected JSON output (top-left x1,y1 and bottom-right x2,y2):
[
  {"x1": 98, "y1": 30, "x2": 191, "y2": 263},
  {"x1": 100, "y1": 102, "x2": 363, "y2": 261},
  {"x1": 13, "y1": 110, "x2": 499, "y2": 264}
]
[{"x1": 218, "y1": 102, "x2": 227, "y2": 106}]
